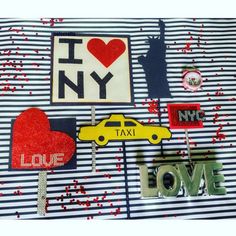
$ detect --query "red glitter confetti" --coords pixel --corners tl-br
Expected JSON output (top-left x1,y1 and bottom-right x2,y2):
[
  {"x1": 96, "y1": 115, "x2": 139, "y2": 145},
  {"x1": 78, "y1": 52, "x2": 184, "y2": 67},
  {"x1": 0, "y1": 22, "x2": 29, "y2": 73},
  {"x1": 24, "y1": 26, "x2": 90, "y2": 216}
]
[
  {"x1": 182, "y1": 42, "x2": 192, "y2": 53},
  {"x1": 140, "y1": 99, "x2": 161, "y2": 117},
  {"x1": 93, "y1": 197, "x2": 99, "y2": 202},
  {"x1": 104, "y1": 173, "x2": 112, "y2": 179},
  {"x1": 211, "y1": 104, "x2": 229, "y2": 144},
  {"x1": 0, "y1": 31, "x2": 32, "y2": 95},
  {"x1": 54, "y1": 174, "x2": 122, "y2": 218},
  {"x1": 79, "y1": 185, "x2": 86, "y2": 194},
  {"x1": 13, "y1": 186, "x2": 23, "y2": 195},
  {"x1": 116, "y1": 163, "x2": 122, "y2": 172},
  {"x1": 110, "y1": 207, "x2": 121, "y2": 216},
  {"x1": 148, "y1": 100, "x2": 159, "y2": 114},
  {"x1": 45, "y1": 199, "x2": 49, "y2": 213},
  {"x1": 212, "y1": 124, "x2": 226, "y2": 143},
  {"x1": 32, "y1": 63, "x2": 39, "y2": 67},
  {"x1": 40, "y1": 18, "x2": 64, "y2": 27},
  {"x1": 176, "y1": 150, "x2": 187, "y2": 158}
]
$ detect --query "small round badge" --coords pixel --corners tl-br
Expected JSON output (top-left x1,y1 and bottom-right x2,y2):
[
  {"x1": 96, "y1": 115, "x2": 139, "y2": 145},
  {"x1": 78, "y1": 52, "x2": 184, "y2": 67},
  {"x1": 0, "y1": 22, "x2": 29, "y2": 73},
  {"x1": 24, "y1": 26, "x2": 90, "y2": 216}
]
[{"x1": 183, "y1": 68, "x2": 202, "y2": 91}]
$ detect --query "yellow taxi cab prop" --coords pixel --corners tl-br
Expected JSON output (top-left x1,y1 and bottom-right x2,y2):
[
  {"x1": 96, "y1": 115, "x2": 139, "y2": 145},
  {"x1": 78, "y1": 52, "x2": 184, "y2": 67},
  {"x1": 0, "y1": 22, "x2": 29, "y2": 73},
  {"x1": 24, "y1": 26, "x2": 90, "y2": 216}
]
[{"x1": 78, "y1": 114, "x2": 172, "y2": 146}]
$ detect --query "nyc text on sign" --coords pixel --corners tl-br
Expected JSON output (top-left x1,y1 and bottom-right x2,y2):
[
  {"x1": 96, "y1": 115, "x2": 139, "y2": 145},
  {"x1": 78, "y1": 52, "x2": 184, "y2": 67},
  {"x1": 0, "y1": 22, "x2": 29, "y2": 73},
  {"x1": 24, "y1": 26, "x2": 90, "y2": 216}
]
[{"x1": 167, "y1": 103, "x2": 205, "y2": 129}]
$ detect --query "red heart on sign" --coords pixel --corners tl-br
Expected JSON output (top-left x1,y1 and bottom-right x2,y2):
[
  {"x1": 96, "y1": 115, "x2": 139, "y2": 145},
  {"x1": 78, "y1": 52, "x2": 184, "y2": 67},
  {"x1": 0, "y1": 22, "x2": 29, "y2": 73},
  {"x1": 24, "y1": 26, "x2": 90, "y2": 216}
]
[
  {"x1": 11, "y1": 108, "x2": 76, "y2": 169},
  {"x1": 87, "y1": 38, "x2": 126, "y2": 68}
]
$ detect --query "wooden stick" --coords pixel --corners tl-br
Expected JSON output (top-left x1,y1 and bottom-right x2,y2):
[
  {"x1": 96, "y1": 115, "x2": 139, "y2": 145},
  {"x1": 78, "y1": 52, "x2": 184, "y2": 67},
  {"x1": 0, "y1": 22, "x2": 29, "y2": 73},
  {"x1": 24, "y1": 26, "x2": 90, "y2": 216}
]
[
  {"x1": 91, "y1": 106, "x2": 96, "y2": 172},
  {"x1": 158, "y1": 99, "x2": 163, "y2": 157},
  {"x1": 184, "y1": 129, "x2": 193, "y2": 170},
  {"x1": 37, "y1": 171, "x2": 47, "y2": 216}
]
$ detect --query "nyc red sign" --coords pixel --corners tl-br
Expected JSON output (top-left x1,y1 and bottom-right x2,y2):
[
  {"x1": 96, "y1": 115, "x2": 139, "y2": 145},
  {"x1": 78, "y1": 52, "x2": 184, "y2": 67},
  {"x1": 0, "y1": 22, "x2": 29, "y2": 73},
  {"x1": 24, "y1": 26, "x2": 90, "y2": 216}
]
[{"x1": 167, "y1": 103, "x2": 204, "y2": 129}]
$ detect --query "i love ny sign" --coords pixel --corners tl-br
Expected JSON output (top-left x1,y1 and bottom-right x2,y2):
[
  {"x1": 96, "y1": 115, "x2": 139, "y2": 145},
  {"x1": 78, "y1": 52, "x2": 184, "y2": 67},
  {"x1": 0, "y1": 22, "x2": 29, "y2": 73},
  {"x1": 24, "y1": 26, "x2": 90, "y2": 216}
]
[{"x1": 51, "y1": 33, "x2": 133, "y2": 104}]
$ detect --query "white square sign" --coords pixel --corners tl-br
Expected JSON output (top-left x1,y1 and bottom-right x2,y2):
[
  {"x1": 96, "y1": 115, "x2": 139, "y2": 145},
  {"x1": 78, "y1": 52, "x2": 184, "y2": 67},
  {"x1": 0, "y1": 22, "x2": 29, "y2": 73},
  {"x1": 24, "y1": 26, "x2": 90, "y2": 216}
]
[{"x1": 51, "y1": 33, "x2": 133, "y2": 104}]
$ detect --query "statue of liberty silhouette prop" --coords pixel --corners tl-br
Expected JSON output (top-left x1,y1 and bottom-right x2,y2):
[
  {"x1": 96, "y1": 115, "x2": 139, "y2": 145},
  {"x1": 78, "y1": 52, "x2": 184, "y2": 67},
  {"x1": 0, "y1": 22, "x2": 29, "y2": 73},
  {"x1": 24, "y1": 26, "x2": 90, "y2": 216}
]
[
  {"x1": 138, "y1": 20, "x2": 173, "y2": 183},
  {"x1": 138, "y1": 20, "x2": 171, "y2": 98}
]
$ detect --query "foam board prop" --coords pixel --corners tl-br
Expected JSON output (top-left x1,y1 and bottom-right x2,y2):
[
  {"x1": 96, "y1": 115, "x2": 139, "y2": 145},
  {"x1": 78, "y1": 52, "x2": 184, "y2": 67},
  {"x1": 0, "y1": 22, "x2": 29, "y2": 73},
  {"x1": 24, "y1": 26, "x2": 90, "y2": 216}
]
[
  {"x1": 10, "y1": 108, "x2": 76, "y2": 215},
  {"x1": 78, "y1": 114, "x2": 172, "y2": 146},
  {"x1": 167, "y1": 103, "x2": 204, "y2": 168},
  {"x1": 51, "y1": 33, "x2": 134, "y2": 172}
]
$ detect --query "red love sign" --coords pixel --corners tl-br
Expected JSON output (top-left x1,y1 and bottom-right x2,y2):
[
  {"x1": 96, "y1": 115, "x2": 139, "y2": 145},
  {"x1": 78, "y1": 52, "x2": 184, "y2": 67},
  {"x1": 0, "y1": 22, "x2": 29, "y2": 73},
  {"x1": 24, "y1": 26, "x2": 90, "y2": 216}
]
[
  {"x1": 87, "y1": 38, "x2": 126, "y2": 68},
  {"x1": 11, "y1": 108, "x2": 76, "y2": 169}
]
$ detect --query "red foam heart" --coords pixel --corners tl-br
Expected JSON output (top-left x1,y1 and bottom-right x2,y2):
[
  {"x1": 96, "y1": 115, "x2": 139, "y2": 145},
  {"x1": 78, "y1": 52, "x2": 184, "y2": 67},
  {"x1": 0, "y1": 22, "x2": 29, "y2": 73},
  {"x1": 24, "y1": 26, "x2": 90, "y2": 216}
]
[
  {"x1": 11, "y1": 108, "x2": 76, "y2": 169},
  {"x1": 87, "y1": 38, "x2": 126, "y2": 68}
]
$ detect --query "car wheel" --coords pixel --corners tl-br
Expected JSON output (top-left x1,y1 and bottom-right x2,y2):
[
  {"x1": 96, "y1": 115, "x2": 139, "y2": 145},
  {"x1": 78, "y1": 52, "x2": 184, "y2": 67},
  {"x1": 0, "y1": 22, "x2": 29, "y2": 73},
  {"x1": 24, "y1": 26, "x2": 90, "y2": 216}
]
[
  {"x1": 96, "y1": 135, "x2": 108, "y2": 146},
  {"x1": 149, "y1": 134, "x2": 161, "y2": 144},
  {"x1": 152, "y1": 134, "x2": 158, "y2": 140}
]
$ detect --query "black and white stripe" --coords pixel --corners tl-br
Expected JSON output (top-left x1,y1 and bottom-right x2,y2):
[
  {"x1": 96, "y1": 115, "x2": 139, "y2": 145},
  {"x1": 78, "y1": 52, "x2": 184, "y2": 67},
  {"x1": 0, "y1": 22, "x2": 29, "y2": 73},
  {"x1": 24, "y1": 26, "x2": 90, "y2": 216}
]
[{"x1": 0, "y1": 18, "x2": 236, "y2": 219}]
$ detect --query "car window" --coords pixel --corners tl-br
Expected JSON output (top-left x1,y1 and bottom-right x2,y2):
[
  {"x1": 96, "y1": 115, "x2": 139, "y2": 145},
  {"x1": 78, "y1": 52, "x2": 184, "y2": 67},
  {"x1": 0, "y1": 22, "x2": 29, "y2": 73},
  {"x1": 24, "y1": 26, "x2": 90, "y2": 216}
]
[
  {"x1": 125, "y1": 121, "x2": 137, "y2": 127},
  {"x1": 105, "y1": 121, "x2": 121, "y2": 127}
]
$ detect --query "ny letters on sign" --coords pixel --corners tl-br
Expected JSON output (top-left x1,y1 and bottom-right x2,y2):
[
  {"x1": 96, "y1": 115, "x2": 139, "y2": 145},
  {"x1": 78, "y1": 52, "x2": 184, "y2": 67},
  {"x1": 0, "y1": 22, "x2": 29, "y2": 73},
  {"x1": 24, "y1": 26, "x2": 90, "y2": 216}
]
[{"x1": 51, "y1": 33, "x2": 133, "y2": 104}]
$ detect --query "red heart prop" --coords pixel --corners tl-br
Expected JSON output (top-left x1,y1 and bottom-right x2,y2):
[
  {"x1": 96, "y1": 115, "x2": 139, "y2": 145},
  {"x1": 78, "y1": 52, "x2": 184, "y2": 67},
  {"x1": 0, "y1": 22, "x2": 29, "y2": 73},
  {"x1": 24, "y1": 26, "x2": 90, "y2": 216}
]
[
  {"x1": 87, "y1": 38, "x2": 126, "y2": 68},
  {"x1": 11, "y1": 108, "x2": 76, "y2": 169}
]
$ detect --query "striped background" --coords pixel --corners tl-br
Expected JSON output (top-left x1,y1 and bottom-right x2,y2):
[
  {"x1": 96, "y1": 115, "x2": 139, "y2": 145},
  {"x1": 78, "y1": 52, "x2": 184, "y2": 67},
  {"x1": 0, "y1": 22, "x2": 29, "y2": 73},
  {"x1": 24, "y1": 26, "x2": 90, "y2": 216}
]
[{"x1": 0, "y1": 18, "x2": 236, "y2": 219}]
